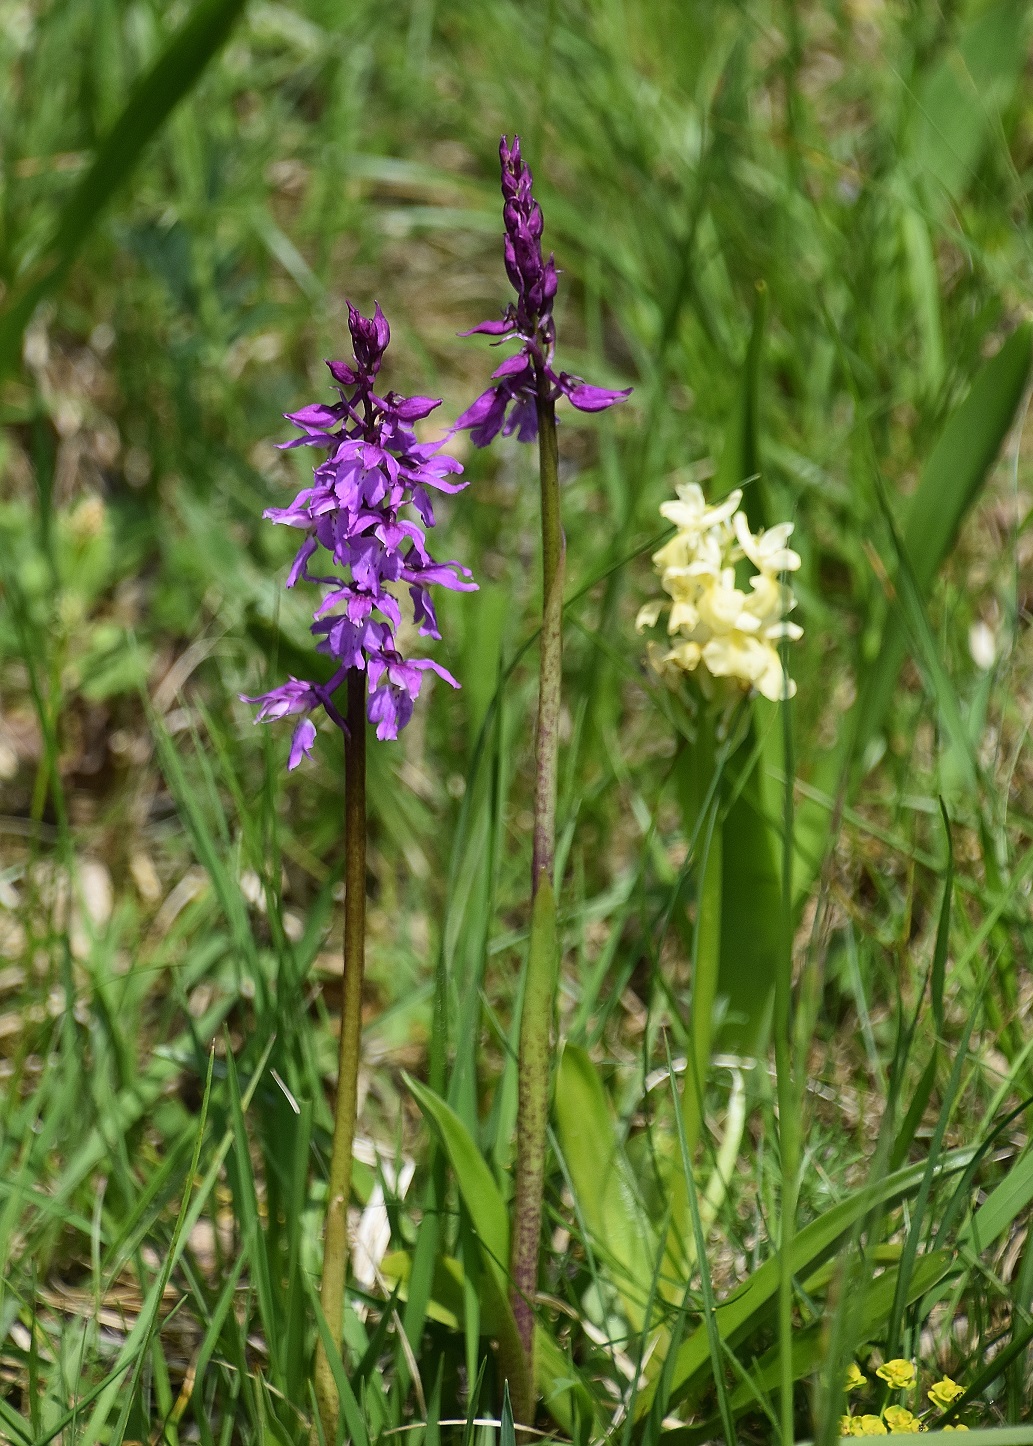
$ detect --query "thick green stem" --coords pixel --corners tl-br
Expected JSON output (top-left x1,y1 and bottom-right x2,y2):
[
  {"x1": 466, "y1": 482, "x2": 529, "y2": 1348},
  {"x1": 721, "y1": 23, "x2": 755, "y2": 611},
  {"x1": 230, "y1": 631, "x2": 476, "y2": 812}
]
[
  {"x1": 508, "y1": 392, "x2": 563, "y2": 1424},
  {"x1": 314, "y1": 669, "x2": 366, "y2": 1443}
]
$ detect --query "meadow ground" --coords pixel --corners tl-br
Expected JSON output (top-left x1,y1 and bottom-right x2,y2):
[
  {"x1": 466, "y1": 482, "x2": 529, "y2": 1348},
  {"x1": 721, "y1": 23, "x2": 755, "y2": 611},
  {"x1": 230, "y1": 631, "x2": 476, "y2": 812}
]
[{"x1": 2, "y1": 1, "x2": 1033, "y2": 1442}]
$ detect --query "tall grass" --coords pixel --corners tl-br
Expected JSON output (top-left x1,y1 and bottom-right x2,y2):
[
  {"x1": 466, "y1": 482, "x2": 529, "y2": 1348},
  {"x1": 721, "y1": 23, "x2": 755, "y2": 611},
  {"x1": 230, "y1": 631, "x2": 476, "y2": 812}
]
[{"x1": 2, "y1": 0, "x2": 1033, "y2": 1440}]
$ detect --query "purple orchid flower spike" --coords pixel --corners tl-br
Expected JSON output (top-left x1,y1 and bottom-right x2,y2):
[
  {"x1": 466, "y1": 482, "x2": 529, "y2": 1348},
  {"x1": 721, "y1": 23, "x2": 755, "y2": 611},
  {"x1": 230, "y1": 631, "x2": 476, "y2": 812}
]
[
  {"x1": 456, "y1": 135, "x2": 631, "y2": 446},
  {"x1": 244, "y1": 302, "x2": 475, "y2": 765}
]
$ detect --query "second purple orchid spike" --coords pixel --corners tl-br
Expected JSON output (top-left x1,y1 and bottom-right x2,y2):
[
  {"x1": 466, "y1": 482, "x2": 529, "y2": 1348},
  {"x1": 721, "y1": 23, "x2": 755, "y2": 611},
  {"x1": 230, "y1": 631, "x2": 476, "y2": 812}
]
[{"x1": 456, "y1": 135, "x2": 631, "y2": 446}]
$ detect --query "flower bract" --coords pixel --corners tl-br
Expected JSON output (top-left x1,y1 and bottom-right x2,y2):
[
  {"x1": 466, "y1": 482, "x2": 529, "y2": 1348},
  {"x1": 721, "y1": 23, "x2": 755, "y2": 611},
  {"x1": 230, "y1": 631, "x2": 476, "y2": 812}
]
[
  {"x1": 244, "y1": 303, "x2": 475, "y2": 762},
  {"x1": 846, "y1": 1363, "x2": 867, "y2": 1392},
  {"x1": 637, "y1": 482, "x2": 802, "y2": 702},
  {"x1": 456, "y1": 135, "x2": 630, "y2": 446}
]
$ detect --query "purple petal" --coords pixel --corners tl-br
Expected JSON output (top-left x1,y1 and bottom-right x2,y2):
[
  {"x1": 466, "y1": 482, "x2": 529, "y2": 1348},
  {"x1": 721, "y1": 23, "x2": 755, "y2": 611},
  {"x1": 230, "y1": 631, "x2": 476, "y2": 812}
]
[
  {"x1": 286, "y1": 536, "x2": 318, "y2": 588},
  {"x1": 455, "y1": 386, "x2": 511, "y2": 447},
  {"x1": 288, "y1": 717, "x2": 317, "y2": 769},
  {"x1": 492, "y1": 351, "x2": 533, "y2": 380},
  {"x1": 389, "y1": 395, "x2": 442, "y2": 421},
  {"x1": 504, "y1": 395, "x2": 538, "y2": 443},
  {"x1": 413, "y1": 657, "x2": 460, "y2": 689},
  {"x1": 560, "y1": 379, "x2": 632, "y2": 412}
]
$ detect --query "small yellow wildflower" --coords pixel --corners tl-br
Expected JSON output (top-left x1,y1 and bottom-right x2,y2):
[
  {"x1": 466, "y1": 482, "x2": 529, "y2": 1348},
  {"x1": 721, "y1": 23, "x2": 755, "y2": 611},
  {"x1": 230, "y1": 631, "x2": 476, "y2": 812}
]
[
  {"x1": 876, "y1": 1359, "x2": 917, "y2": 1391},
  {"x1": 883, "y1": 1405, "x2": 921, "y2": 1433},
  {"x1": 845, "y1": 1362, "x2": 867, "y2": 1391},
  {"x1": 942, "y1": 1427, "x2": 968, "y2": 1433},
  {"x1": 840, "y1": 1415, "x2": 859, "y2": 1437},
  {"x1": 927, "y1": 1377, "x2": 964, "y2": 1410},
  {"x1": 858, "y1": 1415, "x2": 889, "y2": 1435}
]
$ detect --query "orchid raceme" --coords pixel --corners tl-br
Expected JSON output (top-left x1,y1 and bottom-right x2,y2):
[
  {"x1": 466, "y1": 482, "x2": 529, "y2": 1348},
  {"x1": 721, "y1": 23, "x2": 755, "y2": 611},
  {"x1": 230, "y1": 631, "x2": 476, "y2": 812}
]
[
  {"x1": 244, "y1": 302, "x2": 475, "y2": 760},
  {"x1": 456, "y1": 134, "x2": 630, "y2": 446},
  {"x1": 637, "y1": 482, "x2": 802, "y2": 703}
]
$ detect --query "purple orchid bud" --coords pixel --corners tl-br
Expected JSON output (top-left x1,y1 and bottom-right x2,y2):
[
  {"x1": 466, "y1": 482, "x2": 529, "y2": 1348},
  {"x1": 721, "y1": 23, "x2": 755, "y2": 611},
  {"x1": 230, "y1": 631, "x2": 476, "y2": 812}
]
[
  {"x1": 245, "y1": 303, "x2": 476, "y2": 762},
  {"x1": 459, "y1": 317, "x2": 516, "y2": 337}
]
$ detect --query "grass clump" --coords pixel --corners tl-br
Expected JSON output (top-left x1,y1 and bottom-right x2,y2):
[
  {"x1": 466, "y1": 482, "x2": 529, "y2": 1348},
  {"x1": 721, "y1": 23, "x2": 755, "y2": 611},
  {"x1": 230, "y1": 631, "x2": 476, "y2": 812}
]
[{"x1": 2, "y1": 0, "x2": 1033, "y2": 1441}]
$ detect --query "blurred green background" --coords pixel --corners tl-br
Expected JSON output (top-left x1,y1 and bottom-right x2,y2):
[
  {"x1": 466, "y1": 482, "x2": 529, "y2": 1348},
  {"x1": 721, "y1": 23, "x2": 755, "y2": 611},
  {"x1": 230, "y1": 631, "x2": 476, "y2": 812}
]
[{"x1": 2, "y1": 0, "x2": 1033, "y2": 1439}]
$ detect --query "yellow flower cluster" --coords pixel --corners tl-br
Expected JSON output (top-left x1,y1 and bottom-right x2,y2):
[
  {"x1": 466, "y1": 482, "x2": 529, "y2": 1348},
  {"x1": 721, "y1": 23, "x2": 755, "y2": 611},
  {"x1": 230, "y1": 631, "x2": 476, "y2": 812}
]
[
  {"x1": 837, "y1": 1363, "x2": 969, "y2": 1435},
  {"x1": 637, "y1": 484, "x2": 802, "y2": 703}
]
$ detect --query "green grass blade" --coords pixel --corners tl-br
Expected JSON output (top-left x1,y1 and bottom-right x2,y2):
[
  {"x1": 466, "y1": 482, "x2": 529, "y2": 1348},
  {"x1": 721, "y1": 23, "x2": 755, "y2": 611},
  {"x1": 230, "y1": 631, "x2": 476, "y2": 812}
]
[
  {"x1": 853, "y1": 322, "x2": 1033, "y2": 759},
  {"x1": 0, "y1": 0, "x2": 249, "y2": 376}
]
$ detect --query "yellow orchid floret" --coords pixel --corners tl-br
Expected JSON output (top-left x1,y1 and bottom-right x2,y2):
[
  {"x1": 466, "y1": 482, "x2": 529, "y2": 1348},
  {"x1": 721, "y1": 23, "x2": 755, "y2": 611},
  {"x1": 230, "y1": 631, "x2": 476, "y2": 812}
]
[
  {"x1": 637, "y1": 482, "x2": 803, "y2": 703},
  {"x1": 883, "y1": 1405, "x2": 921, "y2": 1433},
  {"x1": 928, "y1": 1377, "x2": 964, "y2": 1410},
  {"x1": 876, "y1": 1359, "x2": 917, "y2": 1391},
  {"x1": 858, "y1": 1415, "x2": 889, "y2": 1435},
  {"x1": 846, "y1": 1362, "x2": 867, "y2": 1391}
]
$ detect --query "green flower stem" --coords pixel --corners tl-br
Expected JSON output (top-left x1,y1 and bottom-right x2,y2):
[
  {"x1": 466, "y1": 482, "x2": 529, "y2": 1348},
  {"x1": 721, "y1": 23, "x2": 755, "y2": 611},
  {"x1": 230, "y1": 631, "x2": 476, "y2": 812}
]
[
  {"x1": 314, "y1": 667, "x2": 367, "y2": 1443},
  {"x1": 508, "y1": 391, "x2": 564, "y2": 1422},
  {"x1": 531, "y1": 392, "x2": 563, "y2": 892}
]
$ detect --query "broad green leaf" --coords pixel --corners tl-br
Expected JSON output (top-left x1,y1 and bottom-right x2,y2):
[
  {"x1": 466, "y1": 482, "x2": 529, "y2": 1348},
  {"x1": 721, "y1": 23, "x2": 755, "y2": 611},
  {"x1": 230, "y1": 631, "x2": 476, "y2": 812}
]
[
  {"x1": 554, "y1": 1045, "x2": 659, "y2": 1330},
  {"x1": 708, "y1": 285, "x2": 784, "y2": 1051},
  {"x1": 913, "y1": 0, "x2": 1030, "y2": 204},
  {"x1": 405, "y1": 1076, "x2": 509, "y2": 1274},
  {"x1": 715, "y1": 746, "x2": 780, "y2": 1053},
  {"x1": 404, "y1": 1076, "x2": 532, "y2": 1414},
  {"x1": 864, "y1": 1433, "x2": 1033, "y2": 1444}
]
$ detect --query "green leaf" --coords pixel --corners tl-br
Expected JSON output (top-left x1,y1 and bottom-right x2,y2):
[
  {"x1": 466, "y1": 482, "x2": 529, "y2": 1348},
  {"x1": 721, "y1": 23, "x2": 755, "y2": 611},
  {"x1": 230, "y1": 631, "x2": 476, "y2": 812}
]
[
  {"x1": 380, "y1": 1250, "x2": 598, "y2": 1434},
  {"x1": 715, "y1": 740, "x2": 781, "y2": 1054},
  {"x1": 959, "y1": 1145, "x2": 1033, "y2": 1256},
  {"x1": 660, "y1": 1250, "x2": 955, "y2": 1443},
  {"x1": 554, "y1": 1045, "x2": 658, "y2": 1330},
  {"x1": 853, "y1": 322, "x2": 1033, "y2": 761},
  {"x1": 634, "y1": 1150, "x2": 974, "y2": 1420},
  {"x1": 796, "y1": 323, "x2": 1033, "y2": 901},
  {"x1": 912, "y1": 0, "x2": 1030, "y2": 204},
  {"x1": 931, "y1": 800, "x2": 954, "y2": 1033},
  {"x1": 403, "y1": 1076, "x2": 532, "y2": 1414},
  {"x1": 405, "y1": 1075, "x2": 509, "y2": 1275},
  {"x1": 0, "y1": 0, "x2": 250, "y2": 376}
]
